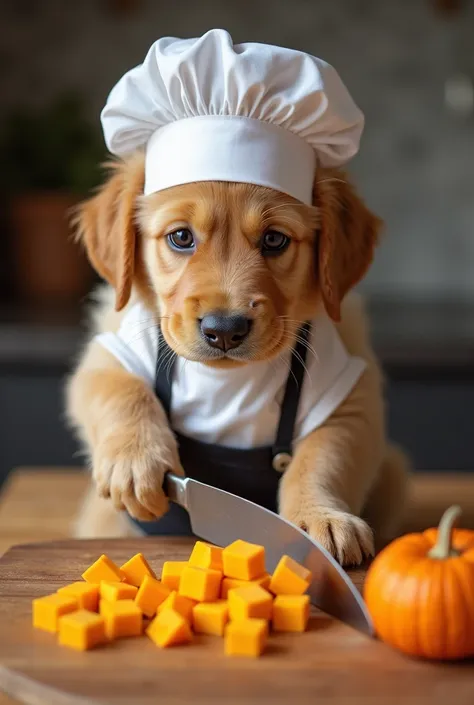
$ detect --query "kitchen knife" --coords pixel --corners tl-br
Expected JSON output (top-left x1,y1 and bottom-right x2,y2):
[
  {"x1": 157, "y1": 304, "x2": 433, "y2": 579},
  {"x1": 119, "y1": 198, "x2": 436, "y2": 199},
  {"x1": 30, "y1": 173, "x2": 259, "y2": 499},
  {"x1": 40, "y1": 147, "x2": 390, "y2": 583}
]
[{"x1": 164, "y1": 473, "x2": 373, "y2": 636}]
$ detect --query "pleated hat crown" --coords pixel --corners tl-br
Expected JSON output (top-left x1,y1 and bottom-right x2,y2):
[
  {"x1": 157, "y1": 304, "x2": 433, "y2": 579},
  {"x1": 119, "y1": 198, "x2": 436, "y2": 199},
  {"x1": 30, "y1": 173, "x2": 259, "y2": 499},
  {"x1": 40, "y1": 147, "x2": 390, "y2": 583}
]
[{"x1": 101, "y1": 29, "x2": 364, "y2": 204}]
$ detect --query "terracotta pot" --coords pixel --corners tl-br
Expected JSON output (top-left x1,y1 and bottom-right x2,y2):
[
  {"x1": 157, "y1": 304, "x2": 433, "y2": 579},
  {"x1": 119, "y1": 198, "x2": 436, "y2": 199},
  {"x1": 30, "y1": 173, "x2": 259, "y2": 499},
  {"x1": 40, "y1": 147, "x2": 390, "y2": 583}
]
[{"x1": 9, "y1": 191, "x2": 93, "y2": 304}]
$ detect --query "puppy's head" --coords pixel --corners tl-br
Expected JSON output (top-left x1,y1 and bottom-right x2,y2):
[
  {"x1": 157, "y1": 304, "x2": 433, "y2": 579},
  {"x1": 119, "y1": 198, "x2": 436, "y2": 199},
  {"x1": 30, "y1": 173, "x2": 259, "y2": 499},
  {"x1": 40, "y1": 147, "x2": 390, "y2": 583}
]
[{"x1": 74, "y1": 153, "x2": 381, "y2": 366}]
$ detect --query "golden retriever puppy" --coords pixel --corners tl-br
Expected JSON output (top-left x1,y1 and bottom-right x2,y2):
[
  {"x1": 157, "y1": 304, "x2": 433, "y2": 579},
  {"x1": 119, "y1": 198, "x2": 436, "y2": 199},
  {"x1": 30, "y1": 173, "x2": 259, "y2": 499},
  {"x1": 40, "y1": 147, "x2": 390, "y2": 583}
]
[{"x1": 66, "y1": 153, "x2": 409, "y2": 565}]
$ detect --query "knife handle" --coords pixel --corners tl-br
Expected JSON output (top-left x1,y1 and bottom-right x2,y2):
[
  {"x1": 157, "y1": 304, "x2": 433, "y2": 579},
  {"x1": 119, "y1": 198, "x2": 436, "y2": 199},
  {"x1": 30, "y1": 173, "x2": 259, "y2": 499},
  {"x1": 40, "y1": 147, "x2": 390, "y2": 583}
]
[{"x1": 163, "y1": 472, "x2": 189, "y2": 510}]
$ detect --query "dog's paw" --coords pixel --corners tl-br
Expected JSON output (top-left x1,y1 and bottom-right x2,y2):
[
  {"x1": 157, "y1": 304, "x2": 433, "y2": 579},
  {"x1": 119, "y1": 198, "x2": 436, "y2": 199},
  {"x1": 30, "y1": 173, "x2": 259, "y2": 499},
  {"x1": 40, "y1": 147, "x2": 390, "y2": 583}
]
[
  {"x1": 92, "y1": 424, "x2": 182, "y2": 522},
  {"x1": 283, "y1": 506, "x2": 374, "y2": 566}
]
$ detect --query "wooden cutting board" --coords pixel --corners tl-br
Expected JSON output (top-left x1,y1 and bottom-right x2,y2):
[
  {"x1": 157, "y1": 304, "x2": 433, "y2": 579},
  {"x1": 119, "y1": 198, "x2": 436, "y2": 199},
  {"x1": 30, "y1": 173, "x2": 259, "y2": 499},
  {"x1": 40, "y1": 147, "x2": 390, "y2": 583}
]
[{"x1": 0, "y1": 538, "x2": 473, "y2": 705}]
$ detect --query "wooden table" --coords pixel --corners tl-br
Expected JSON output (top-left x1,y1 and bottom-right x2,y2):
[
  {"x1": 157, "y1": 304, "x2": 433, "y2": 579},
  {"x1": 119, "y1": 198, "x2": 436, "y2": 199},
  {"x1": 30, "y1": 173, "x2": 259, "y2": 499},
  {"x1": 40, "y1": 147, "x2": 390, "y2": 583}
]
[{"x1": 0, "y1": 469, "x2": 473, "y2": 704}]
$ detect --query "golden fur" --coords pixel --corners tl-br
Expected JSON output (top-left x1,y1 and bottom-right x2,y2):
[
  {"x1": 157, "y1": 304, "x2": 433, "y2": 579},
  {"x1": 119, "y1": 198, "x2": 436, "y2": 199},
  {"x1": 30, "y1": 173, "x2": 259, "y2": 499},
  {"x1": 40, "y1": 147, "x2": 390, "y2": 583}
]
[{"x1": 67, "y1": 153, "x2": 409, "y2": 565}]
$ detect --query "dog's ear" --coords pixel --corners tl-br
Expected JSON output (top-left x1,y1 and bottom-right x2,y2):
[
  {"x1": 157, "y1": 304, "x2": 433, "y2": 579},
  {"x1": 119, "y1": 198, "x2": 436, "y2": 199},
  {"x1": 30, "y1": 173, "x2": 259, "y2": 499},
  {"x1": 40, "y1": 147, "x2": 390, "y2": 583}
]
[
  {"x1": 72, "y1": 153, "x2": 145, "y2": 311},
  {"x1": 313, "y1": 168, "x2": 382, "y2": 322}
]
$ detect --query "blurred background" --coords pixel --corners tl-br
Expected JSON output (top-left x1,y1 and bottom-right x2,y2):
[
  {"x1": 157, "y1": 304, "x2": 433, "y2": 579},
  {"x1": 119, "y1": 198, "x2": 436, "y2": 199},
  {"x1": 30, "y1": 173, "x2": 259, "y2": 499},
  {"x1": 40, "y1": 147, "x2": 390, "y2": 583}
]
[{"x1": 0, "y1": 0, "x2": 473, "y2": 485}]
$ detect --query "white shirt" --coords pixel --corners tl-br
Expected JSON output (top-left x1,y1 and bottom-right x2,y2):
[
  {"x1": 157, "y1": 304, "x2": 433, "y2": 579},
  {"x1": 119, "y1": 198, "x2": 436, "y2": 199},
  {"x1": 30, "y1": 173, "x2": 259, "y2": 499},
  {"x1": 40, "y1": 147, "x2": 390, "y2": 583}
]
[{"x1": 95, "y1": 303, "x2": 367, "y2": 449}]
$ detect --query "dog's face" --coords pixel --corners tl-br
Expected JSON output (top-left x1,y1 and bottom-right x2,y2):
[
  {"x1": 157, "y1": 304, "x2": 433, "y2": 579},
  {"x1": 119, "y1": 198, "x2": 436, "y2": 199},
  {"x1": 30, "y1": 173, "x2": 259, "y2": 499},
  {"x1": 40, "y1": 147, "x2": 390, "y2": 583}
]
[
  {"x1": 136, "y1": 182, "x2": 319, "y2": 365},
  {"x1": 75, "y1": 154, "x2": 381, "y2": 366}
]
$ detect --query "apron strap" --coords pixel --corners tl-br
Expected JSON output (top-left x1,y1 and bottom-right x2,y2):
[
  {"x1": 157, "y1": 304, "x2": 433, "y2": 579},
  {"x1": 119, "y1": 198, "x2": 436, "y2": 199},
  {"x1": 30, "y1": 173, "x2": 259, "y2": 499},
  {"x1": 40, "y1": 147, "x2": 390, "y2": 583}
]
[
  {"x1": 154, "y1": 327, "x2": 174, "y2": 419},
  {"x1": 271, "y1": 322, "x2": 311, "y2": 472},
  {"x1": 154, "y1": 322, "x2": 312, "y2": 472}
]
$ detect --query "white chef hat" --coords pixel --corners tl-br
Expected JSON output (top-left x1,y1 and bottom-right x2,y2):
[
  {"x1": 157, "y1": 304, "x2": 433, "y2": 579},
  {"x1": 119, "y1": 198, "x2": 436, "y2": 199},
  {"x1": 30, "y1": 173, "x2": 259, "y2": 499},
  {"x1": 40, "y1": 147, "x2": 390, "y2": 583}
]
[{"x1": 101, "y1": 29, "x2": 364, "y2": 205}]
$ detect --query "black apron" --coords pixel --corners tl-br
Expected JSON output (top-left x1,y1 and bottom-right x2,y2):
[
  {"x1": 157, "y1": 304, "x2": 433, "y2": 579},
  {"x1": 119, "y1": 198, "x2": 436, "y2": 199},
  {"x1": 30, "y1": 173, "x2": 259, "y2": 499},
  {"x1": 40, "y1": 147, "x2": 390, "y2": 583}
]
[{"x1": 130, "y1": 324, "x2": 311, "y2": 535}]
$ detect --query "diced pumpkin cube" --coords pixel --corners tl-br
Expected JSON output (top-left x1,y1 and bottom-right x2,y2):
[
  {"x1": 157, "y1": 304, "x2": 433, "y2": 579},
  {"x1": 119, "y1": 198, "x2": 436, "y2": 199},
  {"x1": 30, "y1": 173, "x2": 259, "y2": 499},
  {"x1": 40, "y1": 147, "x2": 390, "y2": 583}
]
[
  {"x1": 222, "y1": 540, "x2": 265, "y2": 580},
  {"x1": 135, "y1": 575, "x2": 170, "y2": 617},
  {"x1": 224, "y1": 618, "x2": 268, "y2": 657},
  {"x1": 228, "y1": 584, "x2": 273, "y2": 621},
  {"x1": 100, "y1": 581, "x2": 138, "y2": 602},
  {"x1": 100, "y1": 599, "x2": 142, "y2": 639},
  {"x1": 269, "y1": 555, "x2": 312, "y2": 595},
  {"x1": 146, "y1": 607, "x2": 192, "y2": 647},
  {"x1": 120, "y1": 552, "x2": 156, "y2": 587},
  {"x1": 221, "y1": 573, "x2": 271, "y2": 599},
  {"x1": 57, "y1": 582, "x2": 99, "y2": 612},
  {"x1": 58, "y1": 610, "x2": 106, "y2": 651},
  {"x1": 272, "y1": 594, "x2": 310, "y2": 632},
  {"x1": 32, "y1": 594, "x2": 78, "y2": 633},
  {"x1": 188, "y1": 541, "x2": 223, "y2": 571},
  {"x1": 82, "y1": 554, "x2": 125, "y2": 584},
  {"x1": 157, "y1": 591, "x2": 196, "y2": 622},
  {"x1": 179, "y1": 565, "x2": 222, "y2": 602},
  {"x1": 192, "y1": 600, "x2": 229, "y2": 636},
  {"x1": 161, "y1": 561, "x2": 188, "y2": 591}
]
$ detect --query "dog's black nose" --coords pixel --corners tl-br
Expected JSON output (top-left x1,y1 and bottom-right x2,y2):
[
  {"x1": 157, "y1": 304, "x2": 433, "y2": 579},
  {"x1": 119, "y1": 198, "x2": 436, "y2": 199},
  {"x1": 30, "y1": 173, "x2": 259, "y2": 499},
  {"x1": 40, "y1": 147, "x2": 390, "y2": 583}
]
[{"x1": 200, "y1": 314, "x2": 251, "y2": 352}]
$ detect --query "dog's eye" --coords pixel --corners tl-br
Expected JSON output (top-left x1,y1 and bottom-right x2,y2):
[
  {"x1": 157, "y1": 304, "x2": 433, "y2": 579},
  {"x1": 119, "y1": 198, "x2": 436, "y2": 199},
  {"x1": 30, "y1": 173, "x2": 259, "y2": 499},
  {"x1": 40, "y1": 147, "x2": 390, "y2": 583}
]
[
  {"x1": 261, "y1": 230, "x2": 290, "y2": 255},
  {"x1": 167, "y1": 228, "x2": 195, "y2": 251}
]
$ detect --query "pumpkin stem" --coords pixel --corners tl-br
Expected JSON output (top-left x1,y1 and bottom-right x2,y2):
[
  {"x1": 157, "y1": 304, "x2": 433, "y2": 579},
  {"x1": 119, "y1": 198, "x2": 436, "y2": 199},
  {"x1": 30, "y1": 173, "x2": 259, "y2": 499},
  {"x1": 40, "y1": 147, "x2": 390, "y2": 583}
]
[{"x1": 428, "y1": 505, "x2": 462, "y2": 560}]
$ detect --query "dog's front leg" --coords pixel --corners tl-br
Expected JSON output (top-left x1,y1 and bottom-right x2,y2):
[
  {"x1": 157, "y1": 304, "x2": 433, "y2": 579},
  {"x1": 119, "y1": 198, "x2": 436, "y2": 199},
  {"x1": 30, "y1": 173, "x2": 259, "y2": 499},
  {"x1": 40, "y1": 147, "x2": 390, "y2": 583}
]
[
  {"x1": 278, "y1": 373, "x2": 385, "y2": 566},
  {"x1": 67, "y1": 344, "x2": 183, "y2": 523}
]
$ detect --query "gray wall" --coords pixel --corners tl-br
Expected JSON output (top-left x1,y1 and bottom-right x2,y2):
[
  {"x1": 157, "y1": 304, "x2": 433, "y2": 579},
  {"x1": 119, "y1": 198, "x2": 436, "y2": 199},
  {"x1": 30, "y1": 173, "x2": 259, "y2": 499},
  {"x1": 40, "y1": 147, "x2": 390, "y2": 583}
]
[{"x1": 1, "y1": 0, "x2": 474, "y2": 300}]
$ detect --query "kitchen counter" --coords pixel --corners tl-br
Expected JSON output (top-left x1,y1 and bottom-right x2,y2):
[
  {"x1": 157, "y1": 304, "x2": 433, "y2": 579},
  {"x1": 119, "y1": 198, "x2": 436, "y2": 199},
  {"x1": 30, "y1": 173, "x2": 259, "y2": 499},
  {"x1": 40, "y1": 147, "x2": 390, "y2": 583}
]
[{"x1": 0, "y1": 469, "x2": 473, "y2": 705}]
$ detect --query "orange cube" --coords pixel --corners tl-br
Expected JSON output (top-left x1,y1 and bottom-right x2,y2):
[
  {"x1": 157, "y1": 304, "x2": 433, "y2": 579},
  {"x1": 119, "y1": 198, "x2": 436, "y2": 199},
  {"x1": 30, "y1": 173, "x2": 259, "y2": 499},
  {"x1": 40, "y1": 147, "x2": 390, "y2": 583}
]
[
  {"x1": 58, "y1": 610, "x2": 106, "y2": 650},
  {"x1": 120, "y1": 553, "x2": 156, "y2": 587},
  {"x1": 100, "y1": 581, "x2": 138, "y2": 602},
  {"x1": 222, "y1": 540, "x2": 265, "y2": 580},
  {"x1": 224, "y1": 618, "x2": 268, "y2": 657},
  {"x1": 179, "y1": 565, "x2": 222, "y2": 602},
  {"x1": 188, "y1": 541, "x2": 223, "y2": 571},
  {"x1": 221, "y1": 573, "x2": 271, "y2": 599},
  {"x1": 57, "y1": 582, "x2": 99, "y2": 612},
  {"x1": 135, "y1": 575, "x2": 170, "y2": 617},
  {"x1": 192, "y1": 600, "x2": 229, "y2": 636},
  {"x1": 228, "y1": 584, "x2": 273, "y2": 621},
  {"x1": 269, "y1": 555, "x2": 312, "y2": 595},
  {"x1": 272, "y1": 595, "x2": 310, "y2": 632},
  {"x1": 82, "y1": 554, "x2": 125, "y2": 584},
  {"x1": 146, "y1": 607, "x2": 192, "y2": 648},
  {"x1": 32, "y1": 593, "x2": 78, "y2": 633},
  {"x1": 157, "y1": 591, "x2": 196, "y2": 622},
  {"x1": 161, "y1": 561, "x2": 188, "y2": 591},
  {"x1": 100, "y1": 599, "x2": 142, "y2": 639}
]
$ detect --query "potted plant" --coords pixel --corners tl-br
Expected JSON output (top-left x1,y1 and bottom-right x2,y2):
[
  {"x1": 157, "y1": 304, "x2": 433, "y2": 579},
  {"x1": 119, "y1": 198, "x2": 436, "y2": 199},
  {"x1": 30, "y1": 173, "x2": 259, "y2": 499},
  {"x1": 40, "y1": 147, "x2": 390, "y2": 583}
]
[{"x1": 0, "y1": 93, "x2": 106, "y2": 304}]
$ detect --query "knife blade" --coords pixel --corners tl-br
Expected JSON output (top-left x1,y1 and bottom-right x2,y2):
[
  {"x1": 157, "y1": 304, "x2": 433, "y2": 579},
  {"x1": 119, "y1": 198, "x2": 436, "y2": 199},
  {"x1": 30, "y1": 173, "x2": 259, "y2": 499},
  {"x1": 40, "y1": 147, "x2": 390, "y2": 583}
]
[{"x1": 164, "y1": 473, "x2": 373, "y2": 636}]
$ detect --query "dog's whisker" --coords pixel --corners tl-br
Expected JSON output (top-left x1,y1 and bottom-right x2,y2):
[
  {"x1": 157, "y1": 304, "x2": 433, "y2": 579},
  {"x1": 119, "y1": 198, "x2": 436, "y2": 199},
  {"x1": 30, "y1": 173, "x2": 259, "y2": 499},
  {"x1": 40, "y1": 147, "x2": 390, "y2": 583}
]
[
  {"x1": 155, "y1": 348, "x2": 171, "y2": 377},
  {"x1": 165, "y1": 349, "x2": 177, "y2": 383},
  {"x1": 124, "y1": 318, "x2": 172, "y2": 346},
  {"x1": 161, "y1": 355, "x2": 175, "y2": 384},
  {"x1": 290, "y1": 348, "x2": 312, "y2": 384},
  {"x1": 264, "y1": 216, "x2": 313, "y2": 229},
  {"x1": 291, "y1": 335, "x2": 319, "y2": 360},
  {"x1": 126, "y1": 316, "x2": 165, "y2": 325},
  {"x1": 279, "y1": 332, "x2": 319, "y2": 365},
  {"x1": 277, "y1": 323, "x2": 318, "y2": 353},
  {"x1": 276, "y1": 350, "x2": 299, "y2": 388},
  {"x1": 276, "y1": 317, "x2": 319, "y2": 357},
  {"x1": 277, "y1": 315, "x2": 315, "y2": 325},
  {"x1": 261, "y1": 202, "x2": 311, "y2": 216},
  {"x1": 156, "y1": 346, "x2": 176, "y2": 379},
  {"x1": 276, "y1": 315, "x2": 312, "y2": 329},
  {"x1": 124, "y1": 315, "x2": 170, "y2": 329},
  {"x1": 315, "y1": 177, "x2": 347, "y2": 186},
  {"x1": 277, "y1": 315, "x2": 307, "y2": 322},
  {"x1": 125, "y1": 327, "x2": 161, "y2": 347}
]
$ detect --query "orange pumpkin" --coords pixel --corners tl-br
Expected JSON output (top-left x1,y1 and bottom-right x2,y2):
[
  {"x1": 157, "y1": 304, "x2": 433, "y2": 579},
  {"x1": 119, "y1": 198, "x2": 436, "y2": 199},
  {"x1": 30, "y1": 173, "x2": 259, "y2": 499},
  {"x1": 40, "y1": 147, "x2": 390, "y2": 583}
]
[{"x1": 364, "y1": 505, "x2": 474, "y2": 660}]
